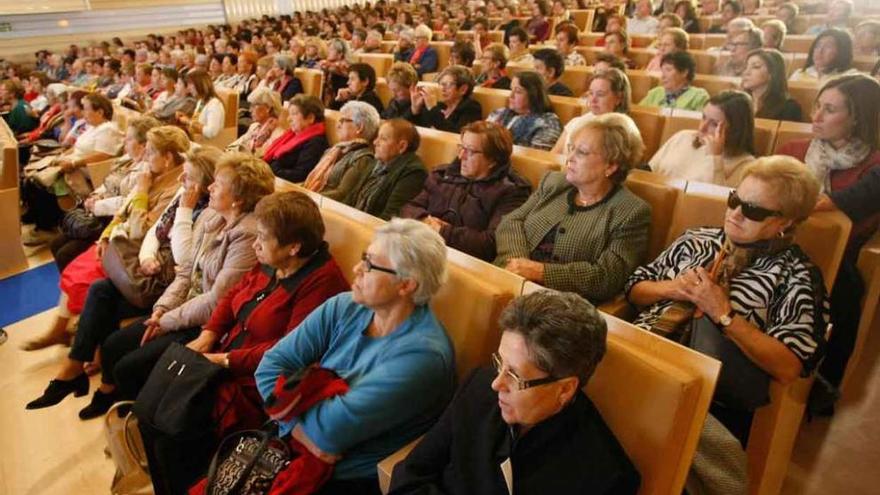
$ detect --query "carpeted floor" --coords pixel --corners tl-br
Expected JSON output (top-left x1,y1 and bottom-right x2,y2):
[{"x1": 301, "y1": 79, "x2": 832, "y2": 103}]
[{"x1": 0, "y1": 262, "x2": 59, "y2": 327}]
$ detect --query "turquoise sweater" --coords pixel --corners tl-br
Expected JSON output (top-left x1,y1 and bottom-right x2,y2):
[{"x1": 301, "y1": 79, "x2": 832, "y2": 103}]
[{"x1": 255, "y1": 292, "x2": 455, "y2": 479}]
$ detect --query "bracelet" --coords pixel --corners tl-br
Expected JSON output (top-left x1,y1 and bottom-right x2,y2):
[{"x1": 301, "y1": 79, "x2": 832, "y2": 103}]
[{"x1": 223, "y1": 353, "x2": 230, "y2": 368}]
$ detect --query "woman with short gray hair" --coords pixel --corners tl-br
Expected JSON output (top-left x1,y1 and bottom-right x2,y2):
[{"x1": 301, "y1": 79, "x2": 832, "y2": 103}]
[
  {"x1": 255, "y1": 218, "x2": 456, "y2": 492},
  {"x1": 270, "y1": 54, "x2": 303, "y2": 100},
  {"x1": 389, "y1": 290, "x2": 640, "y2": 494},
  {"x1": 227, "y1": 88, "x2": 285, "y2": 155},
  {"x1": 303, "y1": 100, "x2": 379, "y2": 197}
]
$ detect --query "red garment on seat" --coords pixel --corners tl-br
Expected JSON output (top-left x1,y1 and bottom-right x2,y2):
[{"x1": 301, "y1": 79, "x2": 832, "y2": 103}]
[{"x1": 59, "y1": 244, "x2": 106, "y2": 314}]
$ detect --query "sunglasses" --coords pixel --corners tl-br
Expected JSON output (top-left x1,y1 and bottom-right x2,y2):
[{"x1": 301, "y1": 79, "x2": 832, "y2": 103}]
[{"x1": 727, "y1": 190, "x2": 782, "y2": 222}]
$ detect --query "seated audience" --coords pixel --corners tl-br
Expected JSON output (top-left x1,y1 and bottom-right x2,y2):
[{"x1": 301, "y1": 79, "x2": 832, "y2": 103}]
[
  {"x1": 789, "y1": 29, "x2": 856, "y2": 83},
  {"x1": 507, "y1": 27, "x2": 535, "y2": 66},
  {"x1": 487, "y1": 71, "x2": 562, "y2": 151},
  {"x1": 389, "y1": 291, "x2": 641, "y2": 495},
  {"x1": 305, "y1": 100, "x2": 380, "y2": 200},
  {"x1": 264, "y1": 94, "x2": 329, "y2": 183},
  {"x1": 806, "y1": 0, "x2": 853, "y2": 35},
  {"x1": 319, "y1": 39, "x2": 353, "y2": 102},
  {"x1": 526, "y1": 0, "x2": 552, "y2": 42},
  {"x1": 854, "y1": 20, "x2": 880, "y2": 57},
  {"x1": 21, "y1": 83, "x2": 68, "y2": 144},
  {"x1": 140, "y1": 191, "x2": 349, "y2": 495},
  {"x1": 644, "y1": 27, "x2": 689, "y2": 72},
  {"x1": 382, "y1": 62, "x2": 419, "y2": 120},
  {"x1": 626, "y1": 156, "x2": 827, "y2": 442},
  {"x1": 709, "y1": 0, "x2": 744, "y2": 33},
  {"x1": 715, "y1": 24, "x2": 764, "y2": 77},
  {"x1": 553, "y1": 68, "x2": 632, "y2": 154},
  {"x1": 650, "y1": 90, "x2": 756, "y2": 186},
  {"x1": 675, "y1": 0, "x2": 701, "y2": 33},
  {"x1": 270, "y1": 54, "x2": 305, "y2": 101},
  {"x1": 330, "y1": 62, "x2": 384, "y2": 113},
  {"x1": 494, "y1": 113, "x2": 651, "y2": 302},
  {"x1": 254, "y1": 219, "x2": 455, "y2": 493},
  {"x1": 741, "y1": 49, "x2": 802, "y2": 121},
  {"x1": 400, "y1": 121, "x2": 531, "y2": 261},
  {"x1": 394, "y1": 29, "x2": 416, "y2": 64},
  {"x1": 147, "y1": 71, "x2": 196, "y2": 124},
  {"x1": 555, "y1": 24, "x2": 586, "y2": 67},
  {"x1": 532, "y1": 48, "x2": 574, "y2": 97},
  {"x1": 409, "y1": 25, "x2": 439, "y2": 76},
  {"x1": 176, "y1": 69, "x2": 225, "y2": 140},
  {"x1": 343, "y1": 119, "x2": 427, "y2": 220},
  {"x1": 639, "y1": 52, "x2": 710, "y2": 111},
  {"x1": 777, "y1": 75, "x2": 880, "y2": 404},
  {"x1": 226, "y1": 88, "x2": 284, "y2": 156},
  {"x1": 761, "y1": 19, "x2": 787, "y2": 51},
  {"x1": 450, "y1": 40, "x2": 477, "y2": 68},
  {"x1": 630, "y1": 0, "x2": 661, "y2": 35},
  {"x1": 408, "y1": 65, "x2": 482, "y2": 133},
  {"x1": 497, "y1": 5, "x2": 523, "y2": 44},
  {"x1": 475, "y1": 43, "x2": 512, "y2": 90},
  {"x1": 776, "y1": 2, "x2": 799, "y2": 33},
  {"x1": 604, "y1": 31, "x2": 637, "y2": 70}
]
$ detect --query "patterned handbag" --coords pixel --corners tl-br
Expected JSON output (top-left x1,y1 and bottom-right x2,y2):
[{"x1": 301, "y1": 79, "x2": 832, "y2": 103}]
[{"x1": 205, "y1": 423, "x2": 291, "y2": 495}]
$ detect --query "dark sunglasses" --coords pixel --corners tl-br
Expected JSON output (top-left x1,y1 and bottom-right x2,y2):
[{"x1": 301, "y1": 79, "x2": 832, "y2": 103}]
[{"x1": 727, "y1": 190, "x2": 782, "y2": 222}]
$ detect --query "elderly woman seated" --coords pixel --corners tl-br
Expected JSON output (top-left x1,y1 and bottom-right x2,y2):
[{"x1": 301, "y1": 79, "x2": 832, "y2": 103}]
[
  {"x1": 389, "y1": 290, "x2": 641, "y2": 494},
  {"x1": 639, "y1": 51, "x2": 710, "y2": 111},
  {"x1": 137, "y1": 191, "x2": 350, "y2": 495},
  {"x1": 382, "y1": 62, "x2": 419, "y2": 120},
  {"x1": 330, "y1": 63, "x2": 384, "y2": 114},
  {"x1": 474, "y1": 43, "x2": 512, "y2": 90},
  {"x1": 340, "y1": 118, "x2": 428, "y2": 220},
  {"x1": 226, "y1": 88, "x2": 284, "y2": 156},
  {"x1": 625, "y1": 156, "x2": 828, "y2": 443},
  {"x1": 649, "y1": 90, "x2": 756, "y2": 187},
  {"x1": 644, "y1": 27, "x2": 689, "y2": 72},
  {"x1": 400, "y1": 121, "x2": 531, "y2": 261},
  {"x1": 409, "y1": 24, "x2": 439, "y2": 76},
  {"x1": 263, "y1": 94, "x2": 329, "y2": 183},
  {"x1": 494, "y1": 114, "x2": 651, "y2": 302},
  {"x1": 253, "y1": 219, "x2": 456, "y2": 494},
  {"x1": 147, "y1": 70, "x2": 196, "y2": 124},
  {"x1": 408, "y1": 65, "x2": 483, "y2": 133},
  {"x1": 487, "y1": 71, "x2": 562, "y2": 151}
]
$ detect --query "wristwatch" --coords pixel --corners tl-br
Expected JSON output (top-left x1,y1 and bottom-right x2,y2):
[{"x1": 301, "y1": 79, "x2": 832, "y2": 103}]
[{"x1": 718, "y1": 309, "x2": 736, "y2": 328}]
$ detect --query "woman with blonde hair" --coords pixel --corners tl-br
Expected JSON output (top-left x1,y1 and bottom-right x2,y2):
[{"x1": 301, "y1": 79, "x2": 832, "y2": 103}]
[
  {"x1": 226, "y1": 88, "x2": 285, "y2": 155},
  {"x1": 553, "y1": 68, "x2": 632, "y2": 154},
  {"x1": 382, "y1": 62, "x2": 419, "y2": 120},
  {"x1": 644, "y1": 27, "x2": 689, "y2": 72}
]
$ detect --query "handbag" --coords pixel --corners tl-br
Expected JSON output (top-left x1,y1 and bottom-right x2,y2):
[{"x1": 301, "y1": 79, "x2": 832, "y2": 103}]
[
  {"x1": 688, "y1": 316, "x2": 771, "y2": 410},
  {"x1": 61, "y1": 208, "x2": 108, "y2": 240},
  {"x1": 104, "y1": 401, "x2": 153, "y2": 495},
  {"x1": 133, "y1": 342, "x2": 224, "y2": 436},
  {"x1": 205, "y1": 422, "x2": 291, "y2": 495},
  {"x1": 102, "y1": 236, "x2": 176, "y2": 309}
]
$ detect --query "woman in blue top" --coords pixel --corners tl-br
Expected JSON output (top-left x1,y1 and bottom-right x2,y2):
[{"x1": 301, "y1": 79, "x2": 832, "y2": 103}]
[{"x1": 256, "y1": 218, "x2": 456, "y2": 494}]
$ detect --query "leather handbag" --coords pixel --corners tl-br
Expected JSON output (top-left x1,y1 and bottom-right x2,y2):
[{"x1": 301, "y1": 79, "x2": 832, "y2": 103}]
[
  {"x1": 61, "y1": 208, "x2": 108, "y2": 240},
  {"x1": 688, "y1": 316, "x2": 771, "y2": 410},
  {"x1": 104, "y1": 401, "x2": 153, "y2": 495},
  {"x1": 205, "y1": 422, "x2": 291, "y2": 495},
  {"x1": 133, "y1": 343, "x2": 224, "y2": 436},
  {"x1": 101, "y1": 236, "x2": 175, "y2": 309}
]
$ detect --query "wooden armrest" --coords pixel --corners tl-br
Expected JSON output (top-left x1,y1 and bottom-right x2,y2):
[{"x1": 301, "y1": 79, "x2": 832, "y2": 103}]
[
  {"x1": 378, "y1": 437, "x2": 423, "y2": 494},
  {"x1": 598, "y1": 294, "x2": 636, "y2": 321}
]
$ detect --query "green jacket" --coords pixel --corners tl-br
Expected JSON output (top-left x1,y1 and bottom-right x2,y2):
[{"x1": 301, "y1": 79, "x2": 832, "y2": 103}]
[
  {"x1": 639, "y1": 85, "x2": 710, "y2": 112},
  {"x1": 494, "y1": 172, "x2": 652, "y2": 302},
  {"x1": 344, "y1": 151, "x2": 427, "y2": 220}
]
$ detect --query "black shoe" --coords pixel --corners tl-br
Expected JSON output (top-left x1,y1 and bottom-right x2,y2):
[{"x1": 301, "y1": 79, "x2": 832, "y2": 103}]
[
  {"x1": 807, "y1": 373, "x2": 840, "y2": 419},
  {"x1": 78, "y1": 389, "x2": 118, "y2": 420},
  {"x1": 26, "y1": 373, "x2": 89, "y2": 410}
]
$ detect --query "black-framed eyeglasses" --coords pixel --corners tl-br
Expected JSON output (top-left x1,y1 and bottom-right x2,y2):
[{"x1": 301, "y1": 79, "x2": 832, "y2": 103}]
[
  {"x1": 491, "y1": 352, "x2": 561, "y2": 391},
  {"x1": 361, "y1": 252, "x2": 398, "y2": 276},
  {"x1": 727, "y1": 190, "x2": 783, "y2": 222}
]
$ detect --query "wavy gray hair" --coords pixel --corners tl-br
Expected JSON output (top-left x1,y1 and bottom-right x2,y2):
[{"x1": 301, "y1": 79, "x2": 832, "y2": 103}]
[
  {"x1": 340, "y1": 100, "x2": 381, "y2": 141},
  {"x1": 374, "y1": 219, "x2": 447, "y2": 305}
]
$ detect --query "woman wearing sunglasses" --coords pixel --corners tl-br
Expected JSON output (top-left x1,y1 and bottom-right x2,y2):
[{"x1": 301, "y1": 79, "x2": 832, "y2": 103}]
[
  {"x1": 389, "y1": 290, "x2": 640, "y2": 494},
  {"x1": 625, "y1": 156, "x2": 828, "y2": 443}
]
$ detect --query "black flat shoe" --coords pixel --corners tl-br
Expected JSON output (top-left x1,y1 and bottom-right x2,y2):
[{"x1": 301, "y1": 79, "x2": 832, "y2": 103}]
[
  {"x1": 26, "y1": 373, "x2": 89, "y2": 410},
  {"x1": 78, "y1": 389, "x2": 118, "y2": 420}
]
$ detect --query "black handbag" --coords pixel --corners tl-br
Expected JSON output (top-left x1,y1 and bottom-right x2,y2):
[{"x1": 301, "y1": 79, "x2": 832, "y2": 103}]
[
  {"x1": 61, "y1": 208, "x2": 108, "y2": 240},
  {"x1": 688, "y1": 316, "x2": 771, "y2": 410},
  {"x1": 132, "y1": 343, "x2": 224, "y2": 436},
  {"x1": 205, "y1": 422, "x2": 291, "y2": 495}
]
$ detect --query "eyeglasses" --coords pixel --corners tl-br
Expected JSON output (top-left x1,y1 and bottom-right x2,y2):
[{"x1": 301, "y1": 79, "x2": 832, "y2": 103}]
[
  {"x1": 457, "y1": 144, "x2": 484, "y2": 156},
  {"x1": 727, "y1": 190, "x2": 783, "y2": 222},
  {"x1": 338, "y1": 117, "x2": 354, "y2": 125},
  {"x1": 360, "y1": 252, "x2": 398, "y2": 275},
  {"x1": 491, "y1": 352, "x2": 561, "y2": 391}
]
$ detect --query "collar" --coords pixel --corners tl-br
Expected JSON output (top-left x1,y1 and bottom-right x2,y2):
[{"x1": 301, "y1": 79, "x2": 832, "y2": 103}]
[
  {"x1": 566, "y1": 184, "x2": 620, "y2": 214},
  {"x1": 259, "y1": 242, "x2": 331, "y2": 293}
]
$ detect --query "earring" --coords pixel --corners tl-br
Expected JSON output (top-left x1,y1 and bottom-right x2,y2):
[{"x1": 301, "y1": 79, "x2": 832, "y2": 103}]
[{"x1": 777, "y1": 230, "x2": 786, "y2": 238}]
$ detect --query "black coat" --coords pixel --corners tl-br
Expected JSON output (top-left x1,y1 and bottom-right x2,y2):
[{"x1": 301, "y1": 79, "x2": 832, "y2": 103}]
[
  {"x1": 409, "y1": 98, "x2": 483, "y2": 133},
  {"x1": 269, "y1": 135, "x2": 329, "y2": 183},
  {"x1": 389, "y1": 367, "x2": 641, "y2": 495},
  {"x1": 330, "y1": 89, "x2": 384, "y2": 114}
]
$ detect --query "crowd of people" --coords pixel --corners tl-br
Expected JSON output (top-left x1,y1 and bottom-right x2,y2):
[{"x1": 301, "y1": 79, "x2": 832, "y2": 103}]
[{"x1": 2, "y1": 0, "x2": 879, "y2": 493}]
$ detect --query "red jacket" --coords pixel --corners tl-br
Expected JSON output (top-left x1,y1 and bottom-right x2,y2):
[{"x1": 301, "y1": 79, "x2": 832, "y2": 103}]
[{"x1": 778, "y1": 139, "x2": 880, "y2": 256}]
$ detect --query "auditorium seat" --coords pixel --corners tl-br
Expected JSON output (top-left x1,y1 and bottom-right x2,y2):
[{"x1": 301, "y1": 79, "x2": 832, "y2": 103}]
[
  {"x1": 627, "y1": 70, "x2": 659, "y2": 104},
  {"x1": 630, "y1": 105, "x2": 666, "y2": 160},
  {"x1": 357, "y1": 53, "x2": 394, "y2": 78},
  {"x1": 509, "y1": 146, "x2": 563, "y2": 190},
  {"x1": 781, "y1": 35, "x2": 816, "y2": 53},
  {"x1": 430, "y1": 41, "x2": 452, "y2": 69},
  {"x1": 786, "y1": 81, "x2": 818, "y2": 123},
  {"x1": 693, "y1": 73, "x2": 740, "y2": 97},
  {"x1": 0, "y1": 121, "x2": 27, "y2": 279},
  {"x1": 839, "y1": 231, "x2": 880, "y2": 397},
  {"x1": 294, "y1": 68, "x2": 324, "y2": 99},
  {"x1": 324, "y1": 109, "x2": 341, "y2": 145},
  {"x1": 111, "y1": 104, "x2": 141, "y2": 131},
  {"x1": 414, "y1": 127, "x2": 460, "y2": 169},
  {"x1": 658, "y1": 110, "x2": 778, "y2": 157},
  {"x1": 85, "y1": 158, "x2": 116, "y2": 191},
  {"x1": 773, "y1": 120, "x2": 813, "y2": 152},
  {"x1": 548, "y1": 94, "x2": 586, "y2": 125},
  {"x1": 569, "y1": 9, "x2": 595, "y2": 33},
  {"x1": 193, "y1": 88, "x2": 239, "y2": 149}
]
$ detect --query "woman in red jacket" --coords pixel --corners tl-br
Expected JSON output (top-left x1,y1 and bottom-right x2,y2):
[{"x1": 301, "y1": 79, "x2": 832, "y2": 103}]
[
  {"x1": 778, "y1": 74, "x2": 880, "y2": 411},
  {"x1": 138, "y1": 190, "x2": 350, "y2": 495}
]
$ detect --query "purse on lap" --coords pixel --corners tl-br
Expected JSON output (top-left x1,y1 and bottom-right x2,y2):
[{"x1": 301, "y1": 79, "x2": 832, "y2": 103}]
[{"x1": 102, "y1": 237, "x2": 175, "y2": 309}]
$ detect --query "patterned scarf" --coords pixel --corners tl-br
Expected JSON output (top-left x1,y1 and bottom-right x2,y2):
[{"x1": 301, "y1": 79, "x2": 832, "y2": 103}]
[
  {"x1": 804, "y1": 138, "x2": 871, "y2": 193},
  {"x1": 246, "y1": 117, "x2": 278, "y2": 153},
  {"x1": 303, "y1": 139, "x2": 369, "y2": 192},
  {"x1": 153, "y1": 194, "x2": 210, "y2": 244}
]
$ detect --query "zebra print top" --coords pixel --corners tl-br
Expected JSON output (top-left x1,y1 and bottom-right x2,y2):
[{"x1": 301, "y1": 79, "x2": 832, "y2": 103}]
[{"x1": 624, "y1": 227, "x2": 829, "y2": 375}]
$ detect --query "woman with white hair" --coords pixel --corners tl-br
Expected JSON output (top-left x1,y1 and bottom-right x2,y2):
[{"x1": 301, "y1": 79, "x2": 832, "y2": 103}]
[
  {"x1": 304, "y1": 100, "x2": 380, "y2": 198},
  {"x1": 255, "y1": 218, "x2": 456, "y2": 493},
  {"x1": 226, "y1": 88, "x2": 284, "y2": 155},
  {"x1": 409, "y1": 25, "x2": 439, "y2": 76}
]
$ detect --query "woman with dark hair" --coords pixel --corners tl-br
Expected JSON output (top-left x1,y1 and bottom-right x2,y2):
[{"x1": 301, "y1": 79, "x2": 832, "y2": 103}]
[
  {"x1": 408, "y1": 65, "x2": 482, "y2": 133},
  {"x1": 400, "y1": 121, "x2": 531, "y2": 261},
  {"x1": 264, "y1": 94, "x2": 329, "y2": 183},
  {"x1": 1, "y1": 79, "x2": 38, "y2": 134},
  {"x1": 487, "y1": 71, "x2": 562, "y2": 151},
  {"x1": 330, "y1": 62, "x2": 384, "y2": 113},
  {"x1": 526, "y1": 0, "x2": 552, "y2": 42},
  {"x1": 674, "y1": 0, "x2": 700, "y2": 33},
  {"x1": 270, "y1": 54, "x2": 305, "y2": 101},
  {"x1": 789, "y1": 28, "x2": 857, "y2": 83},
  {"x1": 177, "y1": 69, "x2": 225, "y2": 140},
  {"x1": 603, "y1": 31, "x2": 637, "y2": 70},
  {"x1": 650, "y1": 90, "x2": 756, "y2": 187},
  {"x1": 778, "y1": 75, "x2": 880, "y2": 410},
  {"x1": 639, "y1": 51, "x2": 710, "y2": 111},
  {"x1": 741, "y1": 49, "x2": 802, "y2": 121}
]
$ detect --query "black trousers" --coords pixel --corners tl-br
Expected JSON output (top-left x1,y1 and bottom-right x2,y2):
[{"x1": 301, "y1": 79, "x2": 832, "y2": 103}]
[
  {"x1": 139, "y1": 419, "x2": 218, "y2": 495},
  {"x1": 50, "y1": 233, "x2": 96, "y2": 271},
  {"x1": 68, "y1": 278, "x2": 147, "y2": 363},
  {"x1": 101, "y1": 321, "x2": 201, "y2": 399},
  {"x1": 820, "y1": 259, "x2": 866, "y2": 387},
  {"x1": 20, "y1": 178, "x2": 64, "y2": 230}
]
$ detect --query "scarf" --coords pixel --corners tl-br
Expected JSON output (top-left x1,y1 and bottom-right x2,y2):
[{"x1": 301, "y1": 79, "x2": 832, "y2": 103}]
[
  {"x1": 247, "y1": 117, "x2": 278, "y2": 153},
  {"x1": 409, "y1": 45, "x2": 429, "y2": 65},
  {"x1": 153, "y1": 194, "x2": 209, "y2": 244},
  {"x1": 663, "y1": 86, "x2": 690, "y2": 107},
  {"x1": 262, "y1": 121, "x2": 326, "y2": 162},
  {"x1": 804, "y1": 138, "x2": 872, "y2": 193},
  {"x1": 650, "y1": 233, "x2": 793, "y2": 338},
  {"x1": 303, "y1": 139, "x2": 369, "y2": 191}
]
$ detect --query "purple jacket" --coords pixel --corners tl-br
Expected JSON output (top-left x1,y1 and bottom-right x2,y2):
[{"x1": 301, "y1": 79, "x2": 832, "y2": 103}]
[{"x1": 400, "y1": 160, "x2": 531, "y2": 261}]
